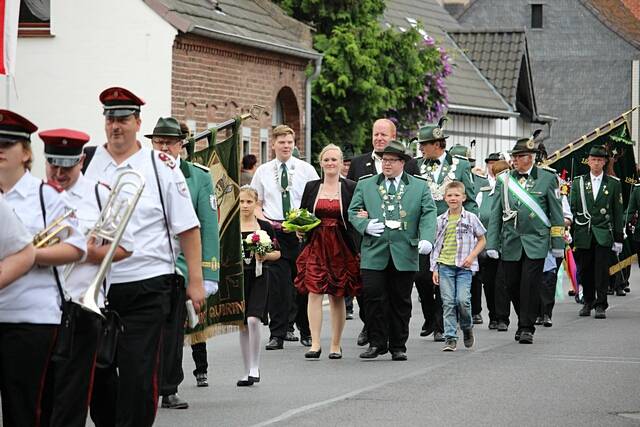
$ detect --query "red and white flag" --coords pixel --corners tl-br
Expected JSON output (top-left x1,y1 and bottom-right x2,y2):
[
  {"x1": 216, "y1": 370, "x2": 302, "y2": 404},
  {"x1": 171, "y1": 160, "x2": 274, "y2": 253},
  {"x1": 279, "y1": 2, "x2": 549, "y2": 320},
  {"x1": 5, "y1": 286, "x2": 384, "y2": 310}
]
[{"x1": 0, "y1": 0, "x2": 19, "y2": 75}]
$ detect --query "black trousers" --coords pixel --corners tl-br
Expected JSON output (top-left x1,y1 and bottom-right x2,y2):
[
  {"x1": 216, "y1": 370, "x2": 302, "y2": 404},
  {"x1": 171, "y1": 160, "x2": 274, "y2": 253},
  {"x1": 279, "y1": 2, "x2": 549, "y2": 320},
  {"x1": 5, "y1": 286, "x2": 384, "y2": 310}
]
[
  {"x1": 575, "y1": 240, "x2": 611, "y2": 310},
  {"x1": 50, "y1": 308, "x2": 102, "y2": 427},
  {"x1": 479, "y1": 257, "x2": 499, "y2": 322},
  {"x1": 278, "y1": 231, "x2": 310, "y2": 338},
  {"x1": 362, "y1": 259, "x2": 415, "y2": 352},
  {"x1": 497, "y1": 251, "x2": 543, "y2": 333},
  {"x1": 471, "y1": 273, "x2": 483, "y2": 316},
  {"x1": 414, "y1": 254, "x2": 443, "y2": 333},
  {"x1": 0, "y1": 323, "x2": 57, "y2": 427},
  {"x1": 267, "y1": 258, "x2": 291, "y2": 339},
  {"x1": 160, "y1": 278, "x2": 187, "y2": 396},
  {"x1": 538, "y1": 269, "x2": 558, "y2": 318},
  {"x1": 90, "y1": 274, "x2": 172, "y2": 427},
  {"x1": 191, "y1": 342, "x2": 208, "y2": 376}
]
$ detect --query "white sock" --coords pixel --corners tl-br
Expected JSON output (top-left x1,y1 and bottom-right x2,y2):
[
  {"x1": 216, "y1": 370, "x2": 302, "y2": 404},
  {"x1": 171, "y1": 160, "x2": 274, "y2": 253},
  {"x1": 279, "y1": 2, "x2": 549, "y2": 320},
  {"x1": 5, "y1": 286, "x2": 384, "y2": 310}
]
[
  {"x1": 247, "y1": 317, "x2": 261, "y2": 378},
  {"x1": 239, "y1": 327, "x2": 250, "y2": 380}
]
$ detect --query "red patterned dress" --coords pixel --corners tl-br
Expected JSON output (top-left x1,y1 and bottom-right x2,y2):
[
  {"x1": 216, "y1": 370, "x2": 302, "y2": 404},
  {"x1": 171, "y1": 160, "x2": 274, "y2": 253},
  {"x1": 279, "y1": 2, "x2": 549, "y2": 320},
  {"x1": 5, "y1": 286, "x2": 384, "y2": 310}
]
[{"x1": 295, "y1": 199, "x2": 362, "y2": 296}]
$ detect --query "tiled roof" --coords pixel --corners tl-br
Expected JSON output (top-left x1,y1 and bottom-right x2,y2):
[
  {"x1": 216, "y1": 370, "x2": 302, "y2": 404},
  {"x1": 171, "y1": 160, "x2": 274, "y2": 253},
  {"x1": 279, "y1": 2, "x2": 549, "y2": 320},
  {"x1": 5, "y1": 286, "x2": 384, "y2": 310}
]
[
  {"x1": 145, "y1": 0, "x2": 320, "y2": 59},
  {"x1": 581, "y1": 0, "x2": 640, "y2": 50},
  {"x1": 448, "y1": 30, "x2": 527, "y2": 108},
  {"x1": 384, "y1": 0, "x2": 513, "y2": 118}
]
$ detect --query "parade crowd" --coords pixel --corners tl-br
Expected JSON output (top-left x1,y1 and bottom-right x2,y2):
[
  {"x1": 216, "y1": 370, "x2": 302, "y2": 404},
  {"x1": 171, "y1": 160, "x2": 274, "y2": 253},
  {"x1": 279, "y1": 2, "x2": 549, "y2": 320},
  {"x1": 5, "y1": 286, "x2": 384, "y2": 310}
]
[{"x1": 0, "y1": 86, "x2": 636, "y2": 427}]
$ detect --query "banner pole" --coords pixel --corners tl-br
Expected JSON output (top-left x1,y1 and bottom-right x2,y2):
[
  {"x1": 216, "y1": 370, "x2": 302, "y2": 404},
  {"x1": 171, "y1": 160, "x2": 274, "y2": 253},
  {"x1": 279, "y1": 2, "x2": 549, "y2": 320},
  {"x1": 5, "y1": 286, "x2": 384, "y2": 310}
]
[{"x1": 5, "y1": 74, "x2": 10, "y2": 109}]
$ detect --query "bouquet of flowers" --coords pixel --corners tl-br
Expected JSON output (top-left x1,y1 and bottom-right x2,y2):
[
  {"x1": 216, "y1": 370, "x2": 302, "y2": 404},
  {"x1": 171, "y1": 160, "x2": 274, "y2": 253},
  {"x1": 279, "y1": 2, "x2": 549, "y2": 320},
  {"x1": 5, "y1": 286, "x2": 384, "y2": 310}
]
[
  {"x1": 282, "y1": 208, "x2": 321, "y2": 233},
  {"x1": 243, "y1": 230, "x2": 275, "y2": 276}
]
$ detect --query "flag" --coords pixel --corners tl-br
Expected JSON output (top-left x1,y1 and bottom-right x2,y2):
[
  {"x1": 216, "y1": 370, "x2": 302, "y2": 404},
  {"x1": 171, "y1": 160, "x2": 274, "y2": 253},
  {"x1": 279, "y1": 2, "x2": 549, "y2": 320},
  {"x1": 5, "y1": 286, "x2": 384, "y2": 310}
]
[
  {"x1": 545, "y1": 108, "x2": 638, "y2": 275},
  {"x1": 185, "y1": 119, "x2": 245, "y2": 342},
  {"x1": 0, "y1": 0, "x2": 19, "y2": 75}
]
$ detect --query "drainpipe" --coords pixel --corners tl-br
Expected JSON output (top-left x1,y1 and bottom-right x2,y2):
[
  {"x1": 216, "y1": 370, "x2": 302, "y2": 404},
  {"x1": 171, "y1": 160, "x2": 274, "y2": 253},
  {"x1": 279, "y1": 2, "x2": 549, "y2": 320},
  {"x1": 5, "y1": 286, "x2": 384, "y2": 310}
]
[{"x1": 305, "y1": 56, "x2": 323, "y2": 163}]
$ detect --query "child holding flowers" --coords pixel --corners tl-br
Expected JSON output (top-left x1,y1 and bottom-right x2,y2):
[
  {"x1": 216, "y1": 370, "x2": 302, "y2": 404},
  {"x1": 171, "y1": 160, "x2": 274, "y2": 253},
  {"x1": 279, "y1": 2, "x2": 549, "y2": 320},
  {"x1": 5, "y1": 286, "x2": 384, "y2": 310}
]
[{"x1": 238, "y1": 186, "x2": 280, "y2": 386}]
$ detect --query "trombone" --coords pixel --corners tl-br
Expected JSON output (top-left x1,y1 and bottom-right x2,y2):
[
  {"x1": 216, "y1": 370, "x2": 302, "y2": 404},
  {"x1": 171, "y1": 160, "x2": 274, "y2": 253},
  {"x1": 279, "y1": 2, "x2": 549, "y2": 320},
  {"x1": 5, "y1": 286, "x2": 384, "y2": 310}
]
[
  {"x1": 64, "y1": 170, "x2": 145, "y2": 316},
  {"x1": 33, "y1": 209, "x2": 77, "y2": 248}
]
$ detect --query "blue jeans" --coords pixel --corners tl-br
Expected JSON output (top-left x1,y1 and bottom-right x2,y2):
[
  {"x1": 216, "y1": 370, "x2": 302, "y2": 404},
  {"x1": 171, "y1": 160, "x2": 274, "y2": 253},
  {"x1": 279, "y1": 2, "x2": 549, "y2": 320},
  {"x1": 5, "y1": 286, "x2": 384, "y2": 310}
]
[{"x1": 438, "y1": 264, "x2": 473, "y2": 340}]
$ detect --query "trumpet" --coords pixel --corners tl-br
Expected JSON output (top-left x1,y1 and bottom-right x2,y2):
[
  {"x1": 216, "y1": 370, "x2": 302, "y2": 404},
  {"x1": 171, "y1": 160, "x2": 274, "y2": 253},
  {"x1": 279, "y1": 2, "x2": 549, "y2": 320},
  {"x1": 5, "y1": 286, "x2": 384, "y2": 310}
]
[
  {"x1": 64, "y1": 170, "x2": 145, "y2": 316},
  {"x1": 33, "y1": 209, "x2": 76, "y2": 248}
]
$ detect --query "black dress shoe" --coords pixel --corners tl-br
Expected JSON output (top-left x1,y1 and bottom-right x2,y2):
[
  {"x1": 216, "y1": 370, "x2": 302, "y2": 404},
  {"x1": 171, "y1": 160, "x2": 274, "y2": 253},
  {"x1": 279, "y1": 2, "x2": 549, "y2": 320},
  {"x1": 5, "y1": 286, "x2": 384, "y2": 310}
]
[
  {"x1": 248, "y1": 370, "x2": 260, "y2": 383},
  {"x1": 624, "y1": 286, "x2": 630, "y2": 293},
  {"x1": 543, "y1": 314, "x2": 552, "y2": 327},
  {"x1": 300, "y1": 336, "x2": 312, "y2": 347},
  {"x1": 578, "y1": 306, "x2": 591, "y2": 317},
  {"x1": 265, "y1": 337, "x2": 283, "y2": 350},
  {"x1": 534, "y1": 316, "x2": 543, "y2": 325},
  {"x1": 357, "y1": 328, "x2": 369, "y2": 346},
  {"x1": 284, "y1": 331, "x2": 299, "y2": 341},
  {"x1": 433, "y1": 331, "x2": 445, "y2": 342},
  {"x1": 519, "y1": 331, "x2": 533, "y2": 344},
  {"x1": 359, "y1": 346, "x2": 388, "y2": 359},
  {"x1": 488, "y1": 320, "x2": 498, "y2": 330},
  {"x1": 594, "y1": 307, "x2": 607, "y2": 319},
  {"x1": 472, "y1": 314, "x2": 483, "y2": 324},
  {"x1": 606, "y1": 288, "x2": 614, "y2": 295},
  {"x1": 514, "y1": 330, "x2": 521, "y2": 341},
  {"x1": 420, "y1": 320, "x2": 435, "y2": 337},
  {"x1": 328, "y1": 348, "x2": 342, "y2": 359},
  {"x1": 496, "y1": 321, "x2": 508, "y2": 331},
  {"x1": 391, "y1": 351, "x2": 407, "y2": 361},
  {"x1": 346, "y1": 312, "x2": 354, "y2": 320},
  {"x1": 161, "y1": 394, "x2": 189, "y2": 409},
  {"x1": 568, "y1": 289, "x2": 576, "y2": 297},
  {"x1": 236, "y1": 378, "x2": 254, "y2": 387},
  {"x1": 195, "y1": 372, "x2": 208, "y2": 387},
  {"x1": 616, "y1": 289, "x2": 626, "y2": 296},
  {"x1": 305, "y1": 348, "x2": 322, "y2": 358}
]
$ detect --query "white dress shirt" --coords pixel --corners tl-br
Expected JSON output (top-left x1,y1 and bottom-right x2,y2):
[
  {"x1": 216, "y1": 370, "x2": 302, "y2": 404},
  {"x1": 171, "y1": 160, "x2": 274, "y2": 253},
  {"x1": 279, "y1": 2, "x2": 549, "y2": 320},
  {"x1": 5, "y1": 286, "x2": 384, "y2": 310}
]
[
  {"x1": 590, "y1": 172, "x2": 603, "y2": 200},
  {"x1": 64, "y1": 174, "x2": 135, "y2": 306},
  {"x1": 433, "y1": 152, "x2": 448, "y2": 182},
  {"x1": 250, "y1": 156, "x2": 319, "y2": 221},
  {"x1": 85, "y1": 144, "x2": 200, "y2": 283},
  {"x1": 385, "y1": 175, "x2": 401, "y2": 191},
  {"x1": 372, "y1": 152, "x2": 382, "y2": 174},
  {"x1": 0, "y1": 197, "x2": 31, "y2": 259},
  {"x1": 0, "y1": 172, "x2": 86, "y2": 323}
]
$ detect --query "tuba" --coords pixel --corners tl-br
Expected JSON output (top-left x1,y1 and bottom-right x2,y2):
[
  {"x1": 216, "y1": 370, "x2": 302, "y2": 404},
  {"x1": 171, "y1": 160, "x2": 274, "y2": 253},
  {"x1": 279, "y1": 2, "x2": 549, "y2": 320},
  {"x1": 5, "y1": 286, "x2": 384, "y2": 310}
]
[
  {"x1": 33, "y1": 209, "x2": 77, "y2": 248},
  {"x1": 64, "y1": 170, "x2": 145, "y2": 316}
]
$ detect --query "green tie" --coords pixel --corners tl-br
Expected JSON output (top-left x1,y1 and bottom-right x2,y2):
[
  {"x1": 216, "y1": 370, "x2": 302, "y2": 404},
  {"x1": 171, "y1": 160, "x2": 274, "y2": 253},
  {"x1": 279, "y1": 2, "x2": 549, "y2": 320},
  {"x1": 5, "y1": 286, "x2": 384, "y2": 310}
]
[
  {"x1": 388, "y1": 179, "x2": 399, "y2": 219},
  {"x1": 388, "y1": 179, "x2": 397, "y2": 195},
  {"x1": 281, "y1": 163, "x2": 291, "y2": 217}
]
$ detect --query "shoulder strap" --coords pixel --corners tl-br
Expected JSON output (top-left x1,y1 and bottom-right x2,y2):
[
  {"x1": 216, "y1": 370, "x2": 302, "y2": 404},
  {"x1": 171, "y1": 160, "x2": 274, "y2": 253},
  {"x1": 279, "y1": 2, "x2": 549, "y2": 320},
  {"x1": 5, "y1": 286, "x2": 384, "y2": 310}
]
[
  {"x1": 39, "y1": 182, "x2": 66, "y2": 306},
  {"x1": 150, "y1": 150, "x2": 176, "y2": 264},
  {"x1": 576, "y1": 176, "x2": 591, "y2": 227},
  {"x1": 94, "y1": 182, "x2": 103, "y2": 211},
  {"x1": 92, "y1": 182, "x2": 110, "y2": 298}
]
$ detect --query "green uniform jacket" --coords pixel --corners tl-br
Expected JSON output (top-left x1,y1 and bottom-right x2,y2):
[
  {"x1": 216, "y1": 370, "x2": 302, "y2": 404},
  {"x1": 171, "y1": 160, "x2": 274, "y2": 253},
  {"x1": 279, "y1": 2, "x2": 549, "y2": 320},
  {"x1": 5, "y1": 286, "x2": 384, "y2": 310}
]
[
  {"x1": 416, "y1": 153, "x2": 477, "y2": 215},
  {"x1": 473, "y1": 173, "x2": 489, "y2": 197},
  {"x1": 625, "y1": 183, "x2": 640, "y2": 240},
  {"x1": 487, "y1": 166, "x2": 564, "y2": 261},
  {"x1": 176, "y1": 160, "x2": 220, "y2": 284},
  {"x1": 570, "y1": 174, "x2": 624, "y2": 249},
  {"x1": 348, "y1": 172, "x2": 437, "y2": 271}
]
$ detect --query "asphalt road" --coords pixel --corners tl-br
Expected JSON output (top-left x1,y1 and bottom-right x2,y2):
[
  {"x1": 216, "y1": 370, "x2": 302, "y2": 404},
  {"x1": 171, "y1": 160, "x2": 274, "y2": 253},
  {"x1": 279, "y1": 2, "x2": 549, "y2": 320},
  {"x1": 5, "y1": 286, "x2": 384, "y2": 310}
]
[{"x1": 155, "y1": 270, "x2": 640, "y2": 426}]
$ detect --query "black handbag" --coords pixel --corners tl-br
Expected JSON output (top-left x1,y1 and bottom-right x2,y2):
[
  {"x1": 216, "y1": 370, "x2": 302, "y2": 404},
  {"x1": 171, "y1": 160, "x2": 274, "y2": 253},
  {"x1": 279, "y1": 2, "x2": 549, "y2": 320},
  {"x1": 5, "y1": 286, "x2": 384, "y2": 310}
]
[{"x1": 95, "y1": 307, "x2": 124, "y2": 368}]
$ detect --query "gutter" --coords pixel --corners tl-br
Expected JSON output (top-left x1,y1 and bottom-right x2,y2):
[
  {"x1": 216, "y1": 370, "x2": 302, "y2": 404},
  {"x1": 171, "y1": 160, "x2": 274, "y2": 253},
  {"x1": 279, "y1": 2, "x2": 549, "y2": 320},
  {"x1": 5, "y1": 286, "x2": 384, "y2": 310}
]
[
  {"x1": 447, "y1": 104, "x2": 520, "y2": 119},
  {"x1": 305, "y1": 57, "x2": 323, "y2": 163},
  {"x1": 192, "y1": 25, "x2": 321, "y2": 60}
]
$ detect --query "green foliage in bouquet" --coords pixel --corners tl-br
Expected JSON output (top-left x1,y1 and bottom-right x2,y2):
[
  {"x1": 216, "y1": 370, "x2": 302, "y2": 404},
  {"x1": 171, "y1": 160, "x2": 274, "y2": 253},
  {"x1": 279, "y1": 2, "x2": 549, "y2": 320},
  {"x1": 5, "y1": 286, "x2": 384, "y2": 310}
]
[{"x1": 282, "y1": 208, "x2": 321, "y2": 233}]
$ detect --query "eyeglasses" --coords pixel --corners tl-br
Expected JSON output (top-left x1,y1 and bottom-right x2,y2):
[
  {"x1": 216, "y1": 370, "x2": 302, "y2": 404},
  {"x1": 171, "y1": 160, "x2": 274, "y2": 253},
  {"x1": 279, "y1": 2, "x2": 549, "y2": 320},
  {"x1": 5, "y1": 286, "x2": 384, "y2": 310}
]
[
  {"x1": 151, "y1": 137, "x2": 183, "y2": 146},
  {"x1": 381, "y1": 158, "x2": 403, "y2": 164}
]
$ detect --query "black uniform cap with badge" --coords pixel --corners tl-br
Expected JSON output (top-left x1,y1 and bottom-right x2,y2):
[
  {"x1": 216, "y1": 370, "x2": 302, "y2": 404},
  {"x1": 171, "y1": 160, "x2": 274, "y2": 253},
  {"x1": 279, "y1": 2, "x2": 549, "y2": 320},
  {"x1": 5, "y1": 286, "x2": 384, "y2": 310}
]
[
  {"x1": 0, "y1": 109, "x2": 38, "y2": 147},
  {"x1": 100, "y1": 86, "x2": 145, "y2": 118},
  {"x1": 39, "y1": 129, "x2": 91, "y2": 168}
]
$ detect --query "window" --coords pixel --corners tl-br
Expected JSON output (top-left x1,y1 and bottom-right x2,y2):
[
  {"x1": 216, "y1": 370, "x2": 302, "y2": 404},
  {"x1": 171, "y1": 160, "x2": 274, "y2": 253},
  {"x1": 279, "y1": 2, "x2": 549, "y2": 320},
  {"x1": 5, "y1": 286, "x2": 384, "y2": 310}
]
[
  {"x1": 531, "y1": 4, "x2": 543, "y2": 29},
  {"x1": 19, "y1": 0, "x2": 51, "y2": 37},
  {"x1": 242, "y1": 127, "x2": 252, "y2": 156},
  {"x1": 260, "y1": 129, "x2": 269, "y2": 163}
]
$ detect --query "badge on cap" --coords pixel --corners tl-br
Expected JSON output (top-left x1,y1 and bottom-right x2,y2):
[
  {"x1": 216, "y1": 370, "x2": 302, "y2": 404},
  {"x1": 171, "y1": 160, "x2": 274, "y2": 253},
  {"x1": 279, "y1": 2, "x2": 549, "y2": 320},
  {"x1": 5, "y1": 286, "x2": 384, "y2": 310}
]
[
  {"x1": 433, "y1": 128, "x2": 443, "y2": 139},
  {"x1": 526, "y1": 139, "x2": 535, "y2": 149}
]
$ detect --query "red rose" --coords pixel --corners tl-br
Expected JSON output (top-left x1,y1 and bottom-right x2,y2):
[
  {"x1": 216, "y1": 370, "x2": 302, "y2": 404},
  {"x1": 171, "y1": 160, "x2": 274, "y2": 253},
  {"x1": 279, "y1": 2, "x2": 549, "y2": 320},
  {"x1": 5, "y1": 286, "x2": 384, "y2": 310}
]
[{"x1": 252, "y1": 234, "x2": 260, "y2": 243}]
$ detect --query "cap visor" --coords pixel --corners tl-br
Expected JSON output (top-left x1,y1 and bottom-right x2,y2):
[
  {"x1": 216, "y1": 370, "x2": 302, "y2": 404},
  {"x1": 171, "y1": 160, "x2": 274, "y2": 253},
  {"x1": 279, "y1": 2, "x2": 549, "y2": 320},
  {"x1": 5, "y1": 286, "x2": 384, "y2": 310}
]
[
  {"x1": 104, "y1": 109, "x2": 137, "y2": 118},
  {"x1": 46, "y1": 156, "x2": 81, "y2": 167}
]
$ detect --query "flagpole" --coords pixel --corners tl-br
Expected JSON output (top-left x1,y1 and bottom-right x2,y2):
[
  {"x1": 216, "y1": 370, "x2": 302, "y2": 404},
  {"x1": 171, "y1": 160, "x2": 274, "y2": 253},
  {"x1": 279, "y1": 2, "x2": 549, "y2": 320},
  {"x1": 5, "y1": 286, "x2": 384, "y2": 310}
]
[{"x1": 5, "y1": 74, "x2": 10, "y2": 109}]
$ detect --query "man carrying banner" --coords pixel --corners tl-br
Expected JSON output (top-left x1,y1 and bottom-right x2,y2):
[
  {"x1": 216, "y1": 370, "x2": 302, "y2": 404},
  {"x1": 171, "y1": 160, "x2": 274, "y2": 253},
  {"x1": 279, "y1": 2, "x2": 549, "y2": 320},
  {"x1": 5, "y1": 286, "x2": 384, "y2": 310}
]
[
  {"x1": 570, "y1": 145, "x2": 624, "y2": 319},
  {"x1": 486, "y1": 136, "x2": 564, "y2": 344}
]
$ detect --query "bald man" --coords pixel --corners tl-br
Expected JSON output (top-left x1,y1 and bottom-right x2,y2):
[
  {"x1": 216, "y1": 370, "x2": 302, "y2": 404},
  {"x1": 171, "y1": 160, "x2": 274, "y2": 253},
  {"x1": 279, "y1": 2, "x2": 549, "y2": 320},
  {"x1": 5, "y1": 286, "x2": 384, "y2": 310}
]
[{"x1": 346, "y1": 118, "x2": 419, "y2": 347}]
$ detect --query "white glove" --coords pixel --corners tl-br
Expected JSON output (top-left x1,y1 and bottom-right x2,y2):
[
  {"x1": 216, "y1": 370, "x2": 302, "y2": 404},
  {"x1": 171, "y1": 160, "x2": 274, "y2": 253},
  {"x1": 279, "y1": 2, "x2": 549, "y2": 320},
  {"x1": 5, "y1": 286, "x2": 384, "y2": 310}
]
[
  {"x1": 612, "y1": 242, "x2": 623, "y2": 255},
  {"x1": 365, "y1": 219, "x2": 385, "y2": 237},
  {"x1": 418, "y1": 240, "x2": 433, "y2": 255},
  {"x1": 551, "y1": 248, "x2": 565, "y2": 259},
  {"x1": 204, "y1": 280, "x2": 219, "y2": 297},
  {"x1": 486, "y1": 250, "x2": 499, "y2": 259}
]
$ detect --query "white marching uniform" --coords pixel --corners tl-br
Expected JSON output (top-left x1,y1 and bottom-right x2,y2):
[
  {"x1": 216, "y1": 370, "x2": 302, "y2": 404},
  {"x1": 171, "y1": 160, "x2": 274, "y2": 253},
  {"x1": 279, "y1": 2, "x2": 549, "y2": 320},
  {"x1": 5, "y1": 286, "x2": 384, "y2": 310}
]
[
  {"x1": 64, "y1": 173, "x2": 135, "y2": 307},
  {"x1": 84, "y1": 144, "x2": 199, "y2": 282},
  {"x1": 0, "y1": 197, "x2": 31, "y2": 259},
  {"x1": 0, "y1": 171, "x2": 86, "y2": 324}
]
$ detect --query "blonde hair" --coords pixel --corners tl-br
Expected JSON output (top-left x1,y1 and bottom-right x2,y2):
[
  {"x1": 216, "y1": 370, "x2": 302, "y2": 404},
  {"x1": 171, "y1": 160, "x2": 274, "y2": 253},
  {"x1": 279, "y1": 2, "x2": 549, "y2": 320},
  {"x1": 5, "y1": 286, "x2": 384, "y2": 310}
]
[
  {"x1": 240, "y1": 185, "x2": 259, "y2": 201},
  {"x1": 272, "y1": 124, "x2": 295, "y2": 141},
  {"x1": 20, "y1": 140, "x2": 32, "y2": 171},
  {"x1": 444, "y1": 180, "x2": 465, "y2": 195},
  {"x1": 318, "y1": 143, "x2": 343, "y2": 163}
]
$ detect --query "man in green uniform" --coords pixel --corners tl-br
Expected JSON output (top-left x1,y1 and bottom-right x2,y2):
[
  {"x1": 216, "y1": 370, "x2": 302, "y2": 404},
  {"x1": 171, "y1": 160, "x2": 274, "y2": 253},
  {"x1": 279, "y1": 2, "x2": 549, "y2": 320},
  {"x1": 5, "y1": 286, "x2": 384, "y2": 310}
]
[
  {"x1": 146, "y1": 117, "x2": 221, "y2": 407},
  {"x1": 570, "y1": 145, "x2": 624, "y2": 319},
  {"x1": 486, "y1": 137, "x2": 564, "y2": 344},
  {"x1": 414, "y1": 121, "x2": 476, "y2": 341},
  {"x1": 349, "y1": 140, "x2": 436, "y2": 361}
]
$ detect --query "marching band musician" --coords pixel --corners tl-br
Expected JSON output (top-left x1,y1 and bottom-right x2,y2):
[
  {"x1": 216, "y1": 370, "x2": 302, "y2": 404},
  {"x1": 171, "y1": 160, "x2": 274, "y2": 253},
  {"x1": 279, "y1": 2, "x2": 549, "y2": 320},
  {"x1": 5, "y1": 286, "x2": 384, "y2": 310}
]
[
  {"x1": 0, "y1": 110, "x2": 86, "y2": 426},
  {"x1": 0, "y1": 197, "x2": 35, "y2": 288},
  {"x1": 84, "y1": 87, "x2": 204, "y2": 427},
  {"x1": 41, "y1": 128, "x2": 134, "y2": 427}
]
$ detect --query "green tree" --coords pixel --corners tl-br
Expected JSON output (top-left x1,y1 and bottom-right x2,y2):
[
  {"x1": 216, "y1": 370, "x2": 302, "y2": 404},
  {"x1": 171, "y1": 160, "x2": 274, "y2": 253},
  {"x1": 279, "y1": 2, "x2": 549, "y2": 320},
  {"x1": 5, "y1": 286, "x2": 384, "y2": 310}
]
[{"x1": 274, "y1": 0, "x2": 450, "y2": 157}]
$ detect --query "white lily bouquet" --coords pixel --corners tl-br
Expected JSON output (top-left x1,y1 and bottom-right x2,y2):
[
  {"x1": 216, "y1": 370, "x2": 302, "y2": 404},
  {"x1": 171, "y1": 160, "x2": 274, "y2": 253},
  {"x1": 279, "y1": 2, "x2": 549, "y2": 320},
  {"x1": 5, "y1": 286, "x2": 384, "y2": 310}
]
[{"x1": 243, "y1": 230, "x2": 275, "y2": 277}]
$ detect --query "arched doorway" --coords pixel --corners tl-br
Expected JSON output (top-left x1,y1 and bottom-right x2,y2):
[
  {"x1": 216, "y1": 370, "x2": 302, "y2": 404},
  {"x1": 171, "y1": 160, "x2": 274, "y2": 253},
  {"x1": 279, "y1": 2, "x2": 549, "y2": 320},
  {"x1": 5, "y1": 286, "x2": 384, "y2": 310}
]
[{"x1": 273, "y1": 86, "x2": 301, "y2": 147}]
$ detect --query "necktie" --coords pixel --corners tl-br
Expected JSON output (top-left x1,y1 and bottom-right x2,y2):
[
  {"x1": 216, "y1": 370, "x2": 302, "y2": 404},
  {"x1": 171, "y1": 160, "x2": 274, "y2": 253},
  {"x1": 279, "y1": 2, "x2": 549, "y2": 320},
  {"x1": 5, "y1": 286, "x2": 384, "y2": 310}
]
[
  {"x1": 281, "y1": 163, "x2": 291, "y2": 217},
  {"x1": 387, "y1": 179, "x2": 399, "y2": 219},
  {"x1": 388, "y1": 179, "x2": 397, "y2": 195}
]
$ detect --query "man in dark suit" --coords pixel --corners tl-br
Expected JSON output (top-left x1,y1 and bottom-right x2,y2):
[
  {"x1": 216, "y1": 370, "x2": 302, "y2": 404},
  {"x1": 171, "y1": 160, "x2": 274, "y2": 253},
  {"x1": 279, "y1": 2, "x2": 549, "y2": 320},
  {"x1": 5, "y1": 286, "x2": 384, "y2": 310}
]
[{"x1": 346, "y1": 118, "x2": 419, "y2": 346}]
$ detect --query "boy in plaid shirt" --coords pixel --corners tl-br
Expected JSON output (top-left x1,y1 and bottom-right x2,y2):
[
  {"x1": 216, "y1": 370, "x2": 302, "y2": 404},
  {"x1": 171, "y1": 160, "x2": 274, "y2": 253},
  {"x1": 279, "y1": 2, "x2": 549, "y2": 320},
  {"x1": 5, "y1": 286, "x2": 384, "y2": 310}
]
[{"x1": 431, "y1": 181, "x2": 486, "y2": 351}]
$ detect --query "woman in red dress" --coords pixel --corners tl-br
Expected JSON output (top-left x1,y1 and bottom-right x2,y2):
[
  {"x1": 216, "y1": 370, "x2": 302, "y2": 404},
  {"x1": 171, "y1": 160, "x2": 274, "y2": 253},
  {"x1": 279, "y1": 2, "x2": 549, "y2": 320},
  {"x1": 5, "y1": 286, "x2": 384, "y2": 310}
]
[{"x1": 295, "y1": 144, "x2": 362, "y2": 359}]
